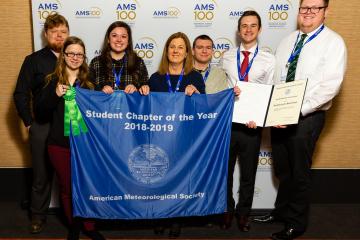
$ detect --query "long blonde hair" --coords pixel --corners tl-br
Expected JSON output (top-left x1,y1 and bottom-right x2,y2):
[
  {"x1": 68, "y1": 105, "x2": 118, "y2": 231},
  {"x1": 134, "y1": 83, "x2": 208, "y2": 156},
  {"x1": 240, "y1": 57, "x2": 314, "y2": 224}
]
[
  {"x1": 158, "y1": 32, "x2": 194, "y2": 75},
  {"x1": 46, "y1": 36, "x2": 94, "y2": 89}
]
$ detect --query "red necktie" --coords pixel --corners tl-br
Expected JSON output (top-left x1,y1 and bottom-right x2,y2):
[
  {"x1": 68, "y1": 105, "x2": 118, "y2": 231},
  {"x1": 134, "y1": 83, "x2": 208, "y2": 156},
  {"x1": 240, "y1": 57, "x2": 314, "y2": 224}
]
[{"x1": 241, "y1": 51, "x2": 250, "y2": 82}]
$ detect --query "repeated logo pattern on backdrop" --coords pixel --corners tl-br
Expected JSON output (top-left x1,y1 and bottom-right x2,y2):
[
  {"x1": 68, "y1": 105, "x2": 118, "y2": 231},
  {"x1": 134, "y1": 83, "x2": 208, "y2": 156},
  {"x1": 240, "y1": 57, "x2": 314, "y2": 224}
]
[{"x1": 31, "y1": 0, "x2": 299, "y2": 209}]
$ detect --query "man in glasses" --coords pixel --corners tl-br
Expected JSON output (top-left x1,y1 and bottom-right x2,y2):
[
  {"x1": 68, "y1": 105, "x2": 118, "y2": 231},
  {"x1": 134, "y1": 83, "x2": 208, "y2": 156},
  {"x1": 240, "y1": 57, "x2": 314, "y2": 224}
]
[
  {"x1": 13, "y1": 13, "x2": 69, "y2": 234},
  {"x1": 253, "y1": 0, "x2": 347, "y2": 239}
]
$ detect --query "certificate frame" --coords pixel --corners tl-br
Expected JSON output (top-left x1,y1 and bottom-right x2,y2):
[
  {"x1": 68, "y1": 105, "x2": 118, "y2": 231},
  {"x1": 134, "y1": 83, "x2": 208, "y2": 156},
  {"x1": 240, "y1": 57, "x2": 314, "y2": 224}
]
[{"x1": 232, "y1": 80, "x2": 307, "y2": 127}]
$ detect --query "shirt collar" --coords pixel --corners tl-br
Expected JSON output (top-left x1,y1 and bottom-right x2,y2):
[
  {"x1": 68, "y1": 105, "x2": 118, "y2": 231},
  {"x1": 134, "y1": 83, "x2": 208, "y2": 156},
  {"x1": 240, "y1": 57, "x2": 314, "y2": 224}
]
[
  {"x1": 299, "y1": 24, "x2": 325, "y2": 41},
  {"x1": 239, "y1": 43, "x2": 258, "y2": 54},
  {"x1": 194, "y1": 63, "x2": 210, "y2": 73}
]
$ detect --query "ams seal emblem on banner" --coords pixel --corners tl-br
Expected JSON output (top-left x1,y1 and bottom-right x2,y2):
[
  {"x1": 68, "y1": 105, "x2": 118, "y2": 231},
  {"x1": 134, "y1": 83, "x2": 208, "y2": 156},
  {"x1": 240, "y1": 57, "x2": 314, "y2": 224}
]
[{"x1": 128, "y1": 144, "x2": 169, "y2": 184}]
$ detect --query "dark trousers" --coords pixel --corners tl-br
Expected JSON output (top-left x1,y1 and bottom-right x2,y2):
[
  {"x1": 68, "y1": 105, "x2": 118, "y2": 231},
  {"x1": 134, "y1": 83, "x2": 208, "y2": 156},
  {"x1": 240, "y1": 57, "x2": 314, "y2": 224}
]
[
  {"x1": 29, "y1": 121, "x2": 52, "y2": 220},
  {"x1": 48, "y1": 145, "x2": 95, "y2": 231},
  {"x1": 227, "y1": 123, "x2": 262, "y2": 216},
  {"x1": 271, "y1": 111, "x2": 325, "y2": 232}
]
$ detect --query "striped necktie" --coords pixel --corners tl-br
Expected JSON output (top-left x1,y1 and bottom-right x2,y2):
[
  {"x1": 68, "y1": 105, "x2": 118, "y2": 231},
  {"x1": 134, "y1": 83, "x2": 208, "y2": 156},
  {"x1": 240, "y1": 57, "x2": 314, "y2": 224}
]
[{"x1": 286, "y1": 34, "x2": 307, "y2": 82}]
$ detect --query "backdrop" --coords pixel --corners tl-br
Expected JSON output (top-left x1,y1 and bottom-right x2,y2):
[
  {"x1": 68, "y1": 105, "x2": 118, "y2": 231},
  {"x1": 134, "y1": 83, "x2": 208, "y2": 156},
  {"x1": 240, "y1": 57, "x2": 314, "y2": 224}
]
[{"x1": 30, "y1": 0, "x2": 301, "y2": 209}]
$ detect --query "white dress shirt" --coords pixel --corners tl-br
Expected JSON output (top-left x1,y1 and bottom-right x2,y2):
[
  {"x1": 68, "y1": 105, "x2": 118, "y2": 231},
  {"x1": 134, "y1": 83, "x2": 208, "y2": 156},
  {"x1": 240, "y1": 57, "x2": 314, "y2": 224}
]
[
  {"x1": 273, "y1": 25, "x2": 347, "y2": 116},
  {"x1": 221, "y1": 44, "x2": 275, "y2": 87}
]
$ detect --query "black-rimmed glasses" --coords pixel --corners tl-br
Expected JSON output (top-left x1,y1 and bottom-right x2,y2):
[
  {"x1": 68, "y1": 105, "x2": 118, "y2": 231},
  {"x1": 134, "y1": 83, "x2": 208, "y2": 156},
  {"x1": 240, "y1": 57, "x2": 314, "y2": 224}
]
[
  {"x1": 299, "y1": 6, "x2": 327, "y2": 14},
  {"x1": 64, "y1": 52, "x2": 85, "y2": 59}
]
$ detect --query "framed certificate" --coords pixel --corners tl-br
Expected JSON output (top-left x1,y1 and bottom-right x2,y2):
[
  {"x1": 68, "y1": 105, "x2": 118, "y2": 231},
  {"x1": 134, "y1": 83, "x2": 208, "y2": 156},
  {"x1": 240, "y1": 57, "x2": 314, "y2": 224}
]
[{"x1": 232, "y1": 80, "x2": 307, "y2": 127}]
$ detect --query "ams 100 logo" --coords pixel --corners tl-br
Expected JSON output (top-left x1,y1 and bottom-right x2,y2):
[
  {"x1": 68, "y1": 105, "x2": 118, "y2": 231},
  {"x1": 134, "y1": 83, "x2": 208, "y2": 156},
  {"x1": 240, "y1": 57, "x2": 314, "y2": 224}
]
[
  {"x1": 212, "y1": 38, "x2": 233, "y2": 59},
  {"x1": 258, "y1": 151, "x2": 272, "y2": 166},
  {"x1": 134, "y1": 38, "x2": 157, "y2": 59},
  {"x1": 268, "y1": 4, "x2": 289, "y2": 20},
  {"x1": 153, "y1": 7, "x2": 181, "y2": 18},
  {"x1": 116, "y1": 3, "x2": 137, "y2": 20},
  {"x1": 36, "y1": 1, "x2": 61, "y2": 20},
  {"x1": 194, "y1": 3, "x2": 215, "y2": 21},
  {"x1": 75, "y1": 7, "x2": 102, "y2": 18}
]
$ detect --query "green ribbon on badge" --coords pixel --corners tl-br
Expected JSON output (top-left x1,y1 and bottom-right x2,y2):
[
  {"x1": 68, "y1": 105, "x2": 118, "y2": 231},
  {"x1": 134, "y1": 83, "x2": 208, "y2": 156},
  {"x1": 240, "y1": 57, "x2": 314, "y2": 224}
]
[{"x1": 63, "y1": 86, "x2": 88, "y2": 136}]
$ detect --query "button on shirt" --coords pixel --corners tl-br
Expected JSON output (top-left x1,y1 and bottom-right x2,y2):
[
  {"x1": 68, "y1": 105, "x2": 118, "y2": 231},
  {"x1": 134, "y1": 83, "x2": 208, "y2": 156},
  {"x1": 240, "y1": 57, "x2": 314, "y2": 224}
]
[
  {"x1": 273, "y1": 25, "x2": 347, "y2": 116},
  {"x1": 221, "y1": 44, "x2": 275, "y2": 87}
]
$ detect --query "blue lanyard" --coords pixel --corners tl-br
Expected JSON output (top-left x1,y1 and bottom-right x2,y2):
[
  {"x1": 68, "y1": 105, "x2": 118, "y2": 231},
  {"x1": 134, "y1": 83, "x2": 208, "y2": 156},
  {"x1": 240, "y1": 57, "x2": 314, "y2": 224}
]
[
  {"x1": 166, "y1": 69, "x2": 184, "y2": 93},
  {"x1": 113, "y1": 66, "x2": 124, "y2": 89},
  {"x1": 112, "y1": 56, "x2": 126, "y2": 89},
  {"x1": 237, "y1": 45, "x2": 258, "y2": 81},
  {"x1": 202, "y1": 65, "x2": 211, "y2": 83},
  {"x1": 286, "y1": 24, "x2": 325, "y2": 67}
]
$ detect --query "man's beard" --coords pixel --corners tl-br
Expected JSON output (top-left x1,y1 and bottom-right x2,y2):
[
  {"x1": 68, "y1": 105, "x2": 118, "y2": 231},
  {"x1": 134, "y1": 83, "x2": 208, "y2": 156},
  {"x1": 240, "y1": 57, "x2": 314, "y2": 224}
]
[{"x1": 49, "y1": 42, "x2": 63, "y2": 53}]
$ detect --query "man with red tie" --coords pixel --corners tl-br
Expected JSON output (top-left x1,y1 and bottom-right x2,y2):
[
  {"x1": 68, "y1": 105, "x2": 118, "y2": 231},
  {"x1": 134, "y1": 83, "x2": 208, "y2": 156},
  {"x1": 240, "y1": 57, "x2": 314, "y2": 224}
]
[{"x1": 220, "y1": 10, "x2": 275, "y2": 232}]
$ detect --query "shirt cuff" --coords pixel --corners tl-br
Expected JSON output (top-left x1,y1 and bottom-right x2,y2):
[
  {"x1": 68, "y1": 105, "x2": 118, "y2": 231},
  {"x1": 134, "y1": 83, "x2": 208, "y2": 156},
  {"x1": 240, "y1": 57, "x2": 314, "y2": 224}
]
[{"x1": 301, "y1": 101, "x2": 314, "y2": 117}]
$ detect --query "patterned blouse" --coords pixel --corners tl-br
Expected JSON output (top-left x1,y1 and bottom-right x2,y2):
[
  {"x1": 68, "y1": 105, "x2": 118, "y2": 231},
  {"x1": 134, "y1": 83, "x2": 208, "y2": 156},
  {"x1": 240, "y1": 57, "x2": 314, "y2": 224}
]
[{"x1": 89, "y1": 55, "x2": 149, "y2": 90}]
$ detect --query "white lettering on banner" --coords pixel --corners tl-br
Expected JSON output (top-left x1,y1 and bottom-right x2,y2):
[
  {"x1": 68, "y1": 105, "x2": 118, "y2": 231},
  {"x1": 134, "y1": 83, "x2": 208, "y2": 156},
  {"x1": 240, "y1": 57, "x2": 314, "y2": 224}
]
[
  {"x1": 197, "y1": 112, "x2": 218, "y2": 119},
  {"x1": 126, "y1": 112, "x2": 163, "y2": 121},
  {"x1": 179, "y1": 192, "x2": 205, "y2": 199},
  {"x1": 85, "y1": 110, "x2": 219, "y2": 132},
  {"x1": 85, "y1": 110, "x2": 219, "y2": 122},
  {"x1": 86, "y1": 110, "x2": 123, "y2": 119},
  {"x1": 88, "y1": 193, "x2": 206, "y2": 202},
  {"x1": 124, "y1": 123, "x2": 174, "y2": 132},
  {"x1": 89, "y1": 195, "x2": 123, "y2": 201},
  {"x1": 124, "y1": 194, "x2": 178, "y2": 200}
]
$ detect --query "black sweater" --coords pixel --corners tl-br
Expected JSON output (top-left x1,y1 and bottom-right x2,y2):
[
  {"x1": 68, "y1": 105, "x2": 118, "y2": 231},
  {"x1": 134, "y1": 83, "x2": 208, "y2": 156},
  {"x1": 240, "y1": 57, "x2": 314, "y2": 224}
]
[{"x1": 13, "y1": 47, "x2": 58, "y2": 126}]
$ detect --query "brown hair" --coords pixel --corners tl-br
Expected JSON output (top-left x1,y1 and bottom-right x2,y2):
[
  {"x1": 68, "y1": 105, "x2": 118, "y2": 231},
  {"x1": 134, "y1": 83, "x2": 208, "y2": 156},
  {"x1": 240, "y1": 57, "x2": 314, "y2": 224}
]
[
  {"x1": 158, "y1": 32, "x2": 194, "y2": 75},
  {"x1": 46, "y1": 36, "x2": 94, "y2": 89},
  {"x1": 192, "y1": 34, "x2": 214, "y2": 49},
  {"x1": 238, "y1": 10, "x2": 262, "y2": 31},
  {"x1": 100, "y1": 21, "x2": 141, "y2": 80},
  {"x1": 300, "y1": 0, "x2": 329, "y2": 6},
  {"x1": 44, "y1": 13, "x2": 69, "y2": 32}
]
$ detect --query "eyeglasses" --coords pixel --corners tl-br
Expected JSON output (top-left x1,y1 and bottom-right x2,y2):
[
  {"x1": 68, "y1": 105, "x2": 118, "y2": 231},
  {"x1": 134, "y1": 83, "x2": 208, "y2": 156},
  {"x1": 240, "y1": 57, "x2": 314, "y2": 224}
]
[
  {"x1": 299, "y1": 6, "x2": 327, "y2": 14},
  {"x1": 64, "y1": 52, "x2": 85, "y2": 59}
]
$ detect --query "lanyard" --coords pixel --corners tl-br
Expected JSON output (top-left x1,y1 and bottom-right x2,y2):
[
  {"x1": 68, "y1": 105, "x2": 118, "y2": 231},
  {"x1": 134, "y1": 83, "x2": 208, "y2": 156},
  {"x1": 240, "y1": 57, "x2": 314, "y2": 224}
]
[
  {"x1": 237, "y1": 45, "x2": 258, "y2": 81},
  {"x1": 113, "y1": 66, "x2": 124, "y2": 89},
  {"x1": 286, "y1": 24, "x2": 325, "y2": 67},
  {"x1": 166, "y1": 69, "x2": 184, "y2": 93},
  {"x1": 202, "y1": 65, "x2": 211, "y2": 83},
  {"x1": 112, "y1": 56, "x2": 126, "y2": 89}
]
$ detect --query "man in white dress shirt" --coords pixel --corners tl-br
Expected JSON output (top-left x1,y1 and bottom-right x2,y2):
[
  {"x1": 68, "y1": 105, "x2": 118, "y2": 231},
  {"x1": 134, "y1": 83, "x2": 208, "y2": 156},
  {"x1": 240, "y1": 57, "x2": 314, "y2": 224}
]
[
  {"x1": 220, "y1": 10, "x2": 275, "y2": 232},
  {"x1": 253, "y1": 0, "x2": 347, "y2": 239}
]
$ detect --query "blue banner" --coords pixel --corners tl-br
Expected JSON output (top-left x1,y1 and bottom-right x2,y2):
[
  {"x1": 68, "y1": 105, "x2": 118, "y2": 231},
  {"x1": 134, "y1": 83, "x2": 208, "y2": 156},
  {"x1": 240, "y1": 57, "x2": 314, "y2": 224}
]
[{"x1": 70, "y1": 88, "x2": 234, "y2": 219}]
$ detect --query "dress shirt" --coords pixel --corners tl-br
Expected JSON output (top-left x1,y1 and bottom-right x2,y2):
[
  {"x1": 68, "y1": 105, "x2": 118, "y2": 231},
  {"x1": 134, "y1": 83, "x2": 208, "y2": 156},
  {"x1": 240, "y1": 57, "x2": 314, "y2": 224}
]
[
  {"x1": 221, "y1": 44, "x2": 275, "y2": 87},
  {"x1": 273, "y1": 25, "x2": 347, "y2": 116},
  {"x1": 195, "y1": 65, "x2": 228, "y2": 94}
]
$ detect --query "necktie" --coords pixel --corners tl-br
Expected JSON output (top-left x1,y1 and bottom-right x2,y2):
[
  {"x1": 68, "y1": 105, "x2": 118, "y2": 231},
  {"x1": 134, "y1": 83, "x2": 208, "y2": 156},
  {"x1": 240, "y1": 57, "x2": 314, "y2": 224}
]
[
  {"x1": 241, "y1": 51, "x2": 250, "y2": 82},
  {"x1": 286, "y1": 34, "x2": 307, "y2": 82}
]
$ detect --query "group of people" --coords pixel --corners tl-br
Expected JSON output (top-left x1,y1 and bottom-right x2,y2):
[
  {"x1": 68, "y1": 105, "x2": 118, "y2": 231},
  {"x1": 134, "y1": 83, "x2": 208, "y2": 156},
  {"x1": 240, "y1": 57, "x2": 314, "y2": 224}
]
[{"x1": 13, "y1": 0, "x2": 347, "y2": 239}]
